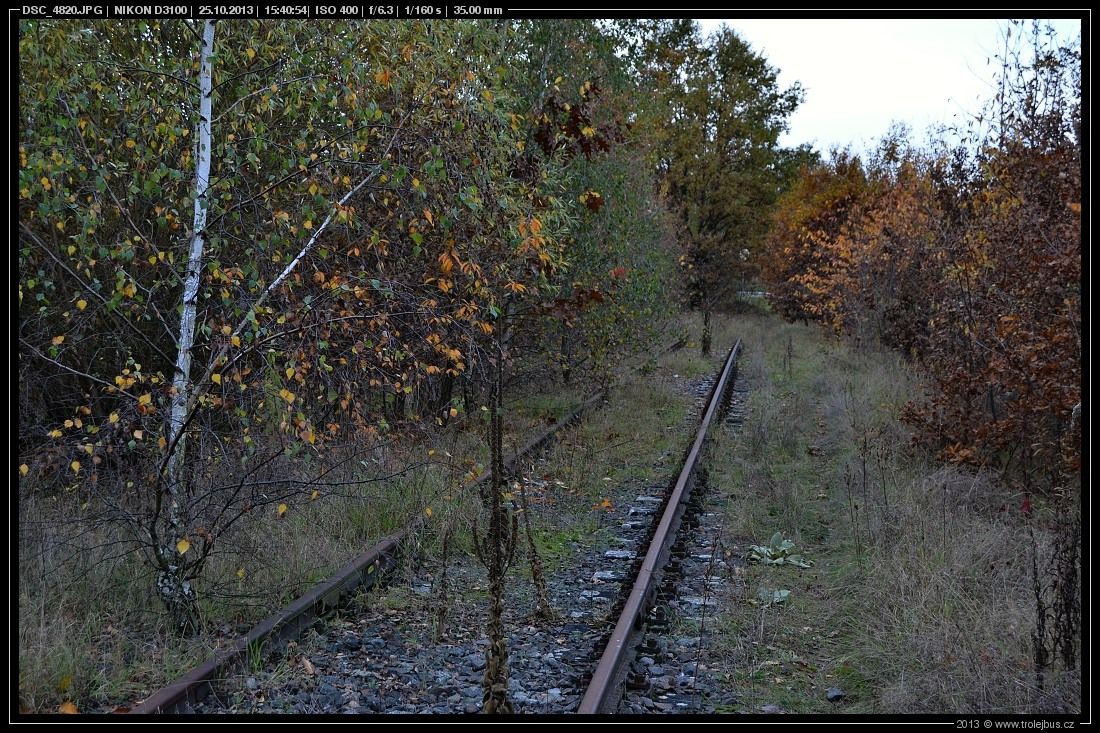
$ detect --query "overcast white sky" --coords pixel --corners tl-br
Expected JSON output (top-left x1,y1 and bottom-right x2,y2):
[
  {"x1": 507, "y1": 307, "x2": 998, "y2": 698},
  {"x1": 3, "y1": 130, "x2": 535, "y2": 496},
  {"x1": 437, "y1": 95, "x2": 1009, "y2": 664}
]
[{"x1": 696, "y1": 18, "x2": 1084, "y2": 154}]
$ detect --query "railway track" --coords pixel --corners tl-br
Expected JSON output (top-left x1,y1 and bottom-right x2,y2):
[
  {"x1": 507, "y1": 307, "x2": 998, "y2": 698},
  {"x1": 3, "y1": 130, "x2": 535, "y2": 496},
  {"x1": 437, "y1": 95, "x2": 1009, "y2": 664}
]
[
  {"x1": 579, "y1": 339, "x2": 741, "y2": 713},
  {"x1": 135, "y1": 337, "x2": 742, "y2": 715}
]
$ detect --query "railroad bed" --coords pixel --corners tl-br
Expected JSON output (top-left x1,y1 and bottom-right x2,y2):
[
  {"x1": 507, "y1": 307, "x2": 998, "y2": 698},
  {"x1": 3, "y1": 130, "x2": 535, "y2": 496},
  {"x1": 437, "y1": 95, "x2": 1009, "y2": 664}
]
[{"x1": 140, "y1": 339, "x2": 746, "y2": 715}]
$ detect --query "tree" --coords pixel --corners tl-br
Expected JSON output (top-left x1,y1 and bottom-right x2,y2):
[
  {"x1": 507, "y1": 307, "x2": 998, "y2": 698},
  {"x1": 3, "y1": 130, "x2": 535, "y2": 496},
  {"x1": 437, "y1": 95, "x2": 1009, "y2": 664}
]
[
  {"x1": 18, "y1": 19, "x2": 577, "y2": 632},
  {"x1": 643, "y1": 22, "x2": 804, "y2": 348}
]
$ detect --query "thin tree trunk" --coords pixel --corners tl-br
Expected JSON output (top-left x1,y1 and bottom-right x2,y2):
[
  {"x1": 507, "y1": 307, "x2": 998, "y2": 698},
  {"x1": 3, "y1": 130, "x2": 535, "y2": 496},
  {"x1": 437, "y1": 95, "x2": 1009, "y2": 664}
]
[
  {"x1": 159, "y1": 18, "x2": 215, "y2": 634},
  {"x1": 701, "y1": 309, "x2": 712, "y2": 356},
  {"x1": 481, "y1": 345, "x2": 515, "y2": 713}
]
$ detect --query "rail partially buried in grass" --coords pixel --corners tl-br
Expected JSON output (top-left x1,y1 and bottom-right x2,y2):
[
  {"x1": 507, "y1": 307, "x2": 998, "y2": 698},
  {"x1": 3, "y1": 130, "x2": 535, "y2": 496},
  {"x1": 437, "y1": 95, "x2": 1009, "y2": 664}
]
[
  {"x1": 133, "y1": 391, "x2": 606, "y2": 715},
  {"x1": 579, "y1": 338, "x2": 741, "y2": 714}
]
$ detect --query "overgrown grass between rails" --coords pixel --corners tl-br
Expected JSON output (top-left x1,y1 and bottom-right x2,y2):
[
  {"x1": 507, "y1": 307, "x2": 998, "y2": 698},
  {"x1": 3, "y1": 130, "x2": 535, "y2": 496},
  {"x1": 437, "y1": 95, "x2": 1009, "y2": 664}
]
[
  {"x1": 705, "y1": 312, "x2": 1078, "y2": 714},
  {"x1": 511, "y1": 313, "x2": 745, "y2": 573}
]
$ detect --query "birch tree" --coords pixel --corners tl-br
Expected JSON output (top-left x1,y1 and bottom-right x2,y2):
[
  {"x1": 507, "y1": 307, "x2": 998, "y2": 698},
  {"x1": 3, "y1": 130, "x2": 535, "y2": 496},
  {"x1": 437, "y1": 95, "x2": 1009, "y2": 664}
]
[{"x1": 155, "y1": 18, "x2": 215, "y2": 631}]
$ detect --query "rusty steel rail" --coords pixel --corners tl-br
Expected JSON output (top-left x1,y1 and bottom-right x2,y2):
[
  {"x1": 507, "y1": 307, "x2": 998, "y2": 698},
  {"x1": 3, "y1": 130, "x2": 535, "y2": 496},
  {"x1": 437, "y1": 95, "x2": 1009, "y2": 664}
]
[
  {"x1": 578, "y1": 338, "x2": 742, "y2": 714},
  {"x1": 133, "y1": 391, "x2": 606, "y2": 714}
]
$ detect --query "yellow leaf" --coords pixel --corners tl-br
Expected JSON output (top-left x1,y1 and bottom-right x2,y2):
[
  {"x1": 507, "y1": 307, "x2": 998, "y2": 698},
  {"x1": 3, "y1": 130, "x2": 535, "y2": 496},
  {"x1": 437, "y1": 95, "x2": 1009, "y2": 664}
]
[
  {"x1": 58, "y1": 674, "x2": 72, "y2": 693},
  {"x1": 52, "y1": 335, "x2": 65, "y2": 346},
  {"x1": 125, "y1": 139, "x2": 136, "y2": 149},
  {"x1": 310, "y1": 489, "x2": 320, "y2": 500},
  {"x1": 211, "y1": 373, "x2": 222, "y2": 385},
  {"x1": 221, "y1": 324, "x2": 232, "y2": 336},
  {"x1": 108, "y1": 412, "x2": 119, "y2": 424},
  {"x1": 176, "y1": 537, "x2": 191, "y2": 554},
  {"x1": 246, "y1": 47, "x2": 256, "y2": 60},
  {"x1": 279, "y1": 389, "x2": 296, "y2": 404},
  {"x1": 285, "y1": 367, "x2": 295, "y2": 379},
  {"x1": 59, "y1": 701, "x2": 79, "y2": 714},
  {"x1": 158, "y1": 436, "x2": 167, "y2": 450},
  {"x1": 70, "y1": 460, "x2": 80, "y2": 474},
  {"x1": 49, "y1": 429, "x2": 63, "y2": 438},
  {"x1": 237, "y1": 567, "x2": 245, "y2": 579},
  {"x1": 20, "y1": 464, "x2": 29, "y2": 476},
  {"x1": 304, "y1": 429, "x2": 315, "y2": 444},
  {"x1": 76, "y1": 299, "x2": 87, "y2": 311},
  {"x1": 449, "y1": 407, "x2": 458, "y2": 418},
  {"x1": 138, "y1": 393, "x2": 152, "y2": 406},
  {"x1": 424, "y1": 506, "x2": 433, "y2": 518},
  {"x1": 231, "y1": 335, "x2": 241, "y2": 347},
  {"x1": 303, "y1": 220, "x2": 313, "y2": 230},
  {"x1": 277, "y1": 503, "x2": 288, "y2": 517}
]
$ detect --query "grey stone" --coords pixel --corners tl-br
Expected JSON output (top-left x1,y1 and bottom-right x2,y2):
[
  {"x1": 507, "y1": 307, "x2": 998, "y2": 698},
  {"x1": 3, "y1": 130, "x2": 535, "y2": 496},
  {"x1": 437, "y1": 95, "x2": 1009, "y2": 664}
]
[
  {"x1": 826, "y1": 687, "x2": 846, "y2": 702},
  {"x1": 652, "y1": 675, "x2": 674, "y2": 691}
]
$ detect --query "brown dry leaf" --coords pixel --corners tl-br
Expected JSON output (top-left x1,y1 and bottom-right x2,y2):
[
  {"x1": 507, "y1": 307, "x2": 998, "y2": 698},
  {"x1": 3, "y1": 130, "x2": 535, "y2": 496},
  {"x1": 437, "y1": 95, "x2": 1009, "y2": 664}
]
[{"x1": 302, "y1": 656, "x2": 316, "y2": 676}]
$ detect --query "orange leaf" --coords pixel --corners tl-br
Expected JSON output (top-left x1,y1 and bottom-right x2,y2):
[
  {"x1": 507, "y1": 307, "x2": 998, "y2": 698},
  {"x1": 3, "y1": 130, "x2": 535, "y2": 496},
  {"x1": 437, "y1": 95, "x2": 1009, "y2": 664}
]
[{"x1": 59, "y1": 702, "x2": 78, "y2": 714}]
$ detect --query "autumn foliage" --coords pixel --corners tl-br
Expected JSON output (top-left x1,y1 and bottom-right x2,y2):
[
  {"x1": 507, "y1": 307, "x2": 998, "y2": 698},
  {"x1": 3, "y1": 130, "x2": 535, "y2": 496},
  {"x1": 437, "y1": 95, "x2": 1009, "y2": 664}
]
[{"x1": 763, "y1": 26, "x2": 1081, "y2": 488}]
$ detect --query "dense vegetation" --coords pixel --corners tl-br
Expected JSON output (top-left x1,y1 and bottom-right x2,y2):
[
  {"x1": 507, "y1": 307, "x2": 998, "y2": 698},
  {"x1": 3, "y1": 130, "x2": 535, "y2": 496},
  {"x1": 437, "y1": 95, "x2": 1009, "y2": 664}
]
[
  {"x1": 763, "y1": 21, "x2": 1081, "y2": 698},
  {"x1": 18, "y1": 18, "x2": 1080, "y2": 715}
]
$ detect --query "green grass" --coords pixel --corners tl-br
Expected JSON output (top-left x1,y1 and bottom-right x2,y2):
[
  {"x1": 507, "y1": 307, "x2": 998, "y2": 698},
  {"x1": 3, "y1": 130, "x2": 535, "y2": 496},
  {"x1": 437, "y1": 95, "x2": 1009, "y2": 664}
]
[{"x1": 704, "y1": 311, "x2": 1078, "y2": 714}]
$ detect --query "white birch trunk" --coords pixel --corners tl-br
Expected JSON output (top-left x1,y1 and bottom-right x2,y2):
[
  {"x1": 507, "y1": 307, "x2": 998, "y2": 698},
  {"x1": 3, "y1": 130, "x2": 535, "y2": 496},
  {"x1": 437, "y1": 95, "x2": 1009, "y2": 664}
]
[{"x1": 158, "y1": 18, "x2": 215, "y2": 632}]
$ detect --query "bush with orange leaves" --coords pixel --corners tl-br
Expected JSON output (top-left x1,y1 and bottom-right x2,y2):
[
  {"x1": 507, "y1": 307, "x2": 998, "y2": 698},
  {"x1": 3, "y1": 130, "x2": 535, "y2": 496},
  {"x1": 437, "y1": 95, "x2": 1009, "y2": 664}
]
[{"x1": 763, "y1": 26, "x2": 1081, "y2": 489}]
